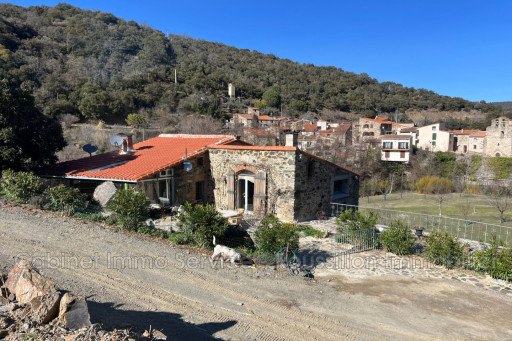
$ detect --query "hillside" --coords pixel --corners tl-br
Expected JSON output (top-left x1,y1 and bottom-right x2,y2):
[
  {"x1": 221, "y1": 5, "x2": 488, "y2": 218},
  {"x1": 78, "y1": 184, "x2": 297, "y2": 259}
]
[
  {"x1": 492, "y1": 101, "x2": 512, "y2": 109},
  {"x1": 0, "y1": 3, "x2": 502, "y2": 123}
]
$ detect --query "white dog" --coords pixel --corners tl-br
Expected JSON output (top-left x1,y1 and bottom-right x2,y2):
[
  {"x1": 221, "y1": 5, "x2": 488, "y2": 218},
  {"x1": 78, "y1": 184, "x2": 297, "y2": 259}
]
[{"x1": 211, "y1": 236, "x2": 241, "y2": 264}]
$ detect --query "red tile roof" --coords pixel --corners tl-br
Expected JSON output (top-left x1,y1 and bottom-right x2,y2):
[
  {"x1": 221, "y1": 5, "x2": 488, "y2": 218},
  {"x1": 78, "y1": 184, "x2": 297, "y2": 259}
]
[
  {"x1": 209, "y1": 145, "x2": 296, "y2": 151},
  {"x1": 361, "y1": 117, "x2": 408, "y2": 128},
  {"x1": 235, "y1": 114, "x2": 254, "y2": 120},
  {"x1": 41, "y1": 135, "x2": 236, "y2": 182},
  {"x1": 257, "y1": 115, "x2": 280, "y2": 121},
  {"x1": 470, "y1": 131, "x2": 486, "y2": 138},
  {"x1": 243, "y1": 129, "x2": 276, "y2": 137},
  {"x1": 303, "y1": 124, "x2": 318, "y2": 132},
  {"x1": 449, "y1": 129, "x2": 479, "y2": 135}
]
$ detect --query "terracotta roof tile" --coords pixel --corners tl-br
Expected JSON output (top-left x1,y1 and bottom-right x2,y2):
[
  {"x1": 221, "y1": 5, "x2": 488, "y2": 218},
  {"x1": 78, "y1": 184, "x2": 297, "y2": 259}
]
[
  {"x1": 361, "y1": 117, "x2": 408, "y2": 128},
  {"x1": 470, "y1": 131, "x2": 486, "y2": 138},
  {"x1": 40, "y1": 135, "x2": 236, "y2": 182},
  {"x1": 449, "y1": 129, "x2": 479, "y2": 135},
  {"x1": 303, "y1": 124, "x2": 318, "y2": 132},
  {"x1": 209, "y1": 145, "x2": 296, "y2": 151}
]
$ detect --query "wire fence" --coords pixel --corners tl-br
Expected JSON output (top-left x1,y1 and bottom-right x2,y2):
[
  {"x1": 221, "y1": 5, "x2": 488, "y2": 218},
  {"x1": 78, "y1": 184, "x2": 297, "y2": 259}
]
[{"x1": 331, "y1": 203, "x2": 512, "y2": 246}]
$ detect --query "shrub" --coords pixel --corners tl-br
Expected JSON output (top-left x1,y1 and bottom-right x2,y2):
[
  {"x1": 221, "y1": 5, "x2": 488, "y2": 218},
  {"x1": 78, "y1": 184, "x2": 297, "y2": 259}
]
[
  {"x1": 423, "y1": 231, "x2": 463, "y2": 269},
  {"x1": 417, "y1": 176, "x2": 453, "y2": 194},
  {"x1": 381, "y1": 221, "x2": 417, "y2": 255},
  {"x1": 168, "y1": 232, "x2": 190, "y2": 245},
  {"x1": 469, "y1": 237, "x2": 512, "y2": 281},
  {"x1": 335, "y1": 210, "x2": 378, "y2": 232},
  {"x1": 0, "y1": 170, "x2": 46, "y2": 203},
  {"x1": 254, "y1": 216, "x2": 300, "y2": 254},
  {"x1": 488, "y1": 157, "x2": 512, "y2": 180},
  {"x1": 177, "y1": 203, "x2": 228, "y2": 248},
  {"x1": 297, "y1": 225, "x2": 324, "y2": 238},
  {"x1": 107, "y1": 187, "x2": 149, "y2": 231},
  {"x1": 45, "y1": 185, "x2": 86, "y2": 214}
]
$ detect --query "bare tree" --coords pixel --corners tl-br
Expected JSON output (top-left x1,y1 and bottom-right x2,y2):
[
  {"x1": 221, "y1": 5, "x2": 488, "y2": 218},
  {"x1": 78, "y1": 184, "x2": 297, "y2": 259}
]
[
  {"x1": 487, "y1": 183, "x2": 510, "y2": 224},
  {"x1": 178, "y1": 115, "x2": 224, "y2": 134}
]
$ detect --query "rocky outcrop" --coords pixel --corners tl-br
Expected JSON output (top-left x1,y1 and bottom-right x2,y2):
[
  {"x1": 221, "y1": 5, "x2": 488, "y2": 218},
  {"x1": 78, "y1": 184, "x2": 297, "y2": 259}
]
[{"x1": 3, "y1": 260, "x2": 56, "y2": 304}]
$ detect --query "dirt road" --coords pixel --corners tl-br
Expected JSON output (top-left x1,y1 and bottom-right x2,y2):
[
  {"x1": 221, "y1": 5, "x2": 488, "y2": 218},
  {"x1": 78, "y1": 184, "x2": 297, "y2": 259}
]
[{"x1": 1, "y1": 205, "x2": 511, "y2": 340}]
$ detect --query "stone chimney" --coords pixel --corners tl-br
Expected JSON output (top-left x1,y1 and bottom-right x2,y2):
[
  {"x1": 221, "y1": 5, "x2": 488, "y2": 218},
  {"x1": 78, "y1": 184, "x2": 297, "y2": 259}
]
[
  {"x1": 119, "y1": 133, "x2": 134, "y2": 153},
  {"x1": 285, "y1": 133, "x2": 298, "y2": 147}
]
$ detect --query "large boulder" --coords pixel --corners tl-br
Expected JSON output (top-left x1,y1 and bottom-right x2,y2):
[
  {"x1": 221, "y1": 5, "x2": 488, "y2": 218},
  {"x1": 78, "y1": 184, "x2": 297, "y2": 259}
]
[
  {"x1": 93, "y1": 181, "x2": 117, "y2": 207},
  {"x1": 58, "y1": 293, "x2": 91, "y2": 329},
  {"x1": 3, "y1": 260, "x2": 56, "y2": 304},
  {"x1": 21, "y1": 292, "x2": 61, "y2": 325}
]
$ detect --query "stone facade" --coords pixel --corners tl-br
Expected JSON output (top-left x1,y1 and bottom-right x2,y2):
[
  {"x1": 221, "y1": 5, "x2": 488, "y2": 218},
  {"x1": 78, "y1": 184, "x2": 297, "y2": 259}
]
[
  {"x1": 485, "y1": 117, "x2": 512, "y2": 157},
  {"x1": 208, "y1": 146, "x2": 359, "y2": 222}
]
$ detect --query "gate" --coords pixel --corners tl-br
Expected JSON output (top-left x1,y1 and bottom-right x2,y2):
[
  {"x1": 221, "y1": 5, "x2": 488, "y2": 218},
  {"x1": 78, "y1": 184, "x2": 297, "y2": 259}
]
[{"x1": 335, "y1": 228, "x2": 380, "y2": 254}]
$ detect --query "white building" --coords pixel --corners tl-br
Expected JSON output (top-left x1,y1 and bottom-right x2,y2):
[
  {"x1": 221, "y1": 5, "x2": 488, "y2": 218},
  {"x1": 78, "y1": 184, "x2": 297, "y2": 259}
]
[
  {"x1": 380, "y1": 135, "x2": 412, "y2": 163},
  {"x1": 417, "y1": 123, "x2": 453, "y2": 152}
]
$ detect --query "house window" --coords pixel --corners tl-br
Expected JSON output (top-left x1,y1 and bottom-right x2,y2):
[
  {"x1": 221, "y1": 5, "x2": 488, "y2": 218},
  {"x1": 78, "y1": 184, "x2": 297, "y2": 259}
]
[
  {"x1": 473, "y1": 145, "x2": 477, "y2": 149},
  {"x1": 432, "y1": 141, "x2": 436, "y2": 147},
  {"x1": 195, "y1": 181, "x2": 204, "y2": 202},
  {"x1": 363, "y1": 132, "x2": 374, "y2": 136},
  {"x1": 432, "y1": 126, "x2": 436, "y2": 131},
  {"x1": 432, "y1": 133, "x2": 437, "y2": 141},
  {"x1": 398, "y1": 142, "x2": 408, "y2": 149},
  {"x1": 501, "y1": 131, "x2": 505, "y2": 138},
  {"x1": 385, "y1": 151, "x2": 390, "y2": 158},
  {"x1": 400, "y1": 151, "x2": 405, "y2": 158},
  {"x1": 158, "y1": 179, "x2": 172, "y2": 205},
  {"x1": 383, "y1": 142, "x2": 393, "y2": 149},
  {"x1": 363, "y1": 124, "x2": 369, "y2": 129},
  {"x1": 197, "y1": 157, "x2": 204, "y2": 167},
  {"x1": 332, "y1": 177, "x2": 350, "y2": 200}
]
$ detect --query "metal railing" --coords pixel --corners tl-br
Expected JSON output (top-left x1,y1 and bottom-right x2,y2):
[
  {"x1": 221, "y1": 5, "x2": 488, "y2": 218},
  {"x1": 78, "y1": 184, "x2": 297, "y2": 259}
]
[
  {"x1": 335, "y1": 227, "x2": 380, "y2": 253},
  {"x1": 331, "y1": 203, "x2": 512, "y2": 245}
]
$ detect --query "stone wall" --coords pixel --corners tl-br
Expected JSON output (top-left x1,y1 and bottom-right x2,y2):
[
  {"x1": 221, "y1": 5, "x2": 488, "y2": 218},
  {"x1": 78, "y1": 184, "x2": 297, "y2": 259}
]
[
  {"x1": 294, "y1": 153, "x2": 359, "y2": 221},
  {"x1": 485, "y1": 118, "x2": 512, "y2": 157},
  {"x1": 209, "y1": 148, "x2": 296, "y2": 221}
]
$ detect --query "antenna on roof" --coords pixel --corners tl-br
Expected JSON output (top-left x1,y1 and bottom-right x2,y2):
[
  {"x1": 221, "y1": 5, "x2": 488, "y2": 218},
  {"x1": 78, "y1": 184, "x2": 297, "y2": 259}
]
[
  {"x1": 110, "y1": 135, "x2": 124, "y2": 148},
  {"x1": 82, "y1": 144, "x2": 98, "y2": 157}
]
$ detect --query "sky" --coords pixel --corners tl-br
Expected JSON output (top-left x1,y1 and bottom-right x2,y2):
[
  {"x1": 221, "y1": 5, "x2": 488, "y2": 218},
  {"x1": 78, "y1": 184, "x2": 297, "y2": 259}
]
[{"x1": 8, "y1": 1, "x2": 512, "y2": 102}]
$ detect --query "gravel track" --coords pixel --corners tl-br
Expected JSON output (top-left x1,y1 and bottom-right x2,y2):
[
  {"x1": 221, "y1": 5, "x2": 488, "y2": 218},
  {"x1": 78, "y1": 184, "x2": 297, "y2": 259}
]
[{"x1": 1, "y1": 204, "x2": 511, "y2": 340}]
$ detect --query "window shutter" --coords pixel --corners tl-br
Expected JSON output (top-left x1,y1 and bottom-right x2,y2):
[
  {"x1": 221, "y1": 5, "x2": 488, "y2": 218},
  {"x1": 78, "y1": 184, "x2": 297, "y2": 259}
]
[
  {"x1": 253, "y1": 171, "x2": 266, "y2": 213},
  {"x1": 227, "y1": 170, "x2": 235, "y2": 210}
]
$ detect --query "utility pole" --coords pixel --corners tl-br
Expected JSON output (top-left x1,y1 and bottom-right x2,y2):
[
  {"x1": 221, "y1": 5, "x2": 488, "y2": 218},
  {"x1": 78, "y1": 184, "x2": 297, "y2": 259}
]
[{"x1": 174, "y1": 69, "x2": 177, "y2": 84}]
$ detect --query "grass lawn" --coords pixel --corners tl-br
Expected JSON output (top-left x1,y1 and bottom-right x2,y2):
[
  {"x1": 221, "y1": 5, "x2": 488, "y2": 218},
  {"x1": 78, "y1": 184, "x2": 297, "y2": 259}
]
[
  {"x1": 360, "y1": 192, "x2": 512, "y2": 227},
  {"x1": 353, "y1": 192, "x2": 512, "y2": 245}
]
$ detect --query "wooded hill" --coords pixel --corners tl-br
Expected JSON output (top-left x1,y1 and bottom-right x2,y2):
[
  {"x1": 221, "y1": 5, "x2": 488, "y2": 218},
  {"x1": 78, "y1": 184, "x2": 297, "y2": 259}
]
[{"x1": 0, "y1": 3, "x2": 503, "y2": 123}]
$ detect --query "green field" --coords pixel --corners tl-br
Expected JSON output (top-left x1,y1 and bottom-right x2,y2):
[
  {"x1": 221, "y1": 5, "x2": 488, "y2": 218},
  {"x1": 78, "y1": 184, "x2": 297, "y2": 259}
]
[
  {"x1": 349, "y1": 192, "x2": 512, "y2": 245},
  {"x1": 360, "y1": 192, "x2": 512, "y2": 227}
]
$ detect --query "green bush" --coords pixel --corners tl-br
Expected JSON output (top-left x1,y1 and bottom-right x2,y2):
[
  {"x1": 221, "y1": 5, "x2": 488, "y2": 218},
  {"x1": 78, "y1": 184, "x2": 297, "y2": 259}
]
[
  {"x1": 335, "y1": 210, "x2": 378, "y2": 232},
  {"x1": 177, "y1": 203, "x2": 228, "y2": 248},
  {"x1": 107, "y1": 187, "x2": 149, "y2": 231},
  {"x1": 423, "y1": 231, "x2": 463, "y2": 269},
  {"x1": 381, "y1": 221, "x2": 417, "y2": 255},
  {"x1": 168, "y1": 232, "x2": 190, "y2": 245},
  {"x1": 488, "y1": 157, "x2": 512, "y2": 180},
  {"x1": 45, "y1": 185, "x2": 86, "y2": 214},
  {"x1": 254, "y1": 216, "x2": 300, "y2": 254},
  {"x1": 469, "y1": 237, "x2": 512, "y2": 281},
  {"x1": 297, "y1": 225, "x2": 324, "y2": 238},
  {"x1": 0, "y1": 170, "x2": 46, "y2": 203}
]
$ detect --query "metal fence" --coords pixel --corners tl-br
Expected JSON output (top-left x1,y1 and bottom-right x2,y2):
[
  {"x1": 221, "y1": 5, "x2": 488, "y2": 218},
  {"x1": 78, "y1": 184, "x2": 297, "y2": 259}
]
[
  {"x1": 335, "y1": 227, "x2": 380, "y2": 254},
  {"x1": 331, "y1": 203, "x2": 512, "y2": 245}
]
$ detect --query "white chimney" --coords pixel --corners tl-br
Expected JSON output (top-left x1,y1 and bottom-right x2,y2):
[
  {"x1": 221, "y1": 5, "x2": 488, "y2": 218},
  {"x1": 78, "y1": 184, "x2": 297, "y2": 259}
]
[{"x1": 285, "y1": 133, "x2": 298, "y2": 147}]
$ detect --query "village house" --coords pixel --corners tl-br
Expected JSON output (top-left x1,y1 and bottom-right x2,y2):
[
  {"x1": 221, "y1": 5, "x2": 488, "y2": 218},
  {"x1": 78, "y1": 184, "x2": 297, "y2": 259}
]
[
  {"x1": 380, "y1": 135, "x2": 413, "y2": 163},
  {"x1": 469, "y1": 131, "x2": 486, "y2": 154},
  {"x1": 352, "y1": 117, "x2": 409, "y2": 144},
  {"x1": 485, "y1": 117, "x2": 512, "y2": 157},
  {"x1": 242, "y1": 129, "x2": 278, "y2": 146},
  {"x1": 40, "y1": 134, "x2": 359, "y2": 222},
  {"x1": 417, "y1": 123, "x2": 454, "y2": 152},
  {"x1": 450, "y1": 129, "x2": 479, "y2": 153}
]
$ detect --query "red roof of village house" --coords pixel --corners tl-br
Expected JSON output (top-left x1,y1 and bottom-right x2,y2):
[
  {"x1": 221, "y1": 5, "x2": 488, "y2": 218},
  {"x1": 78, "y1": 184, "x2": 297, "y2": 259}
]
[
  {"x1": 243, "y1": 129, "x2": 276, "y2": 137},
  {"x1": 257, "y1": 115, "x2": 280, "y2": 121},
  {"x1": 40, "y1": 135, "x2": 236, "y2": 182},
  {"x1": 235, "y1": 114, "x2": 254, "y2": 120},
  {"x1": 303, "y1": 124, "x2": 318, "y2": 132},
  {"x1": 209, "y1": 145, "x2": 296, "y2": 151},
  {"x1": 470, "y1": 131, "x2": 486, "y2": 138},
  {"x1": 361, "y1": 117, "x2": 408, "y2": 128},
  {"x1": 449, "y1": 129, "x2": 479, "y2": 135}
]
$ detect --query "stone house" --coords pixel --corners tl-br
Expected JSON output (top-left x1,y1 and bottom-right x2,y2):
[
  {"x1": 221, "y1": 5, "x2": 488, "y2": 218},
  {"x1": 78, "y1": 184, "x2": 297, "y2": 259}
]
[
  {"x1": 485, "y1": 117, "x2": 512, "y2": 157},
  {"x1": 469, "y1": 131, "x2": 486, "y2": 154},
  {"x1": 208, "y1": 145, "x2": 359, "y2": 221},
  {"x1": 41, "y1": 134, "x2": 359, "y2": 222},
  {"x1": 450, "y1": 130, "x2": 479, "y2": 153},
  {"x1": 380, "y1": 135, "x2": 412, "y2": 163},
  {"x1": 355, "y1": 117, "x2": 408, "y2": 143}
]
